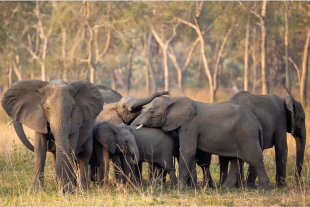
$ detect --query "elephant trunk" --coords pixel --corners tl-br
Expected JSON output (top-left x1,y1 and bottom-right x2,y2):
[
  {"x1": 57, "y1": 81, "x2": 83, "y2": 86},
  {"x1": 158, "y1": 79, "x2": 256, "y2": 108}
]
[
  {"x1": 13, "y1": 121, "x2": 34, "y2": 152},
  {"x1": 51, "y1": 117, "x2": 70, "y2": 189},
  {"x1": 129, "y1": 91, "x2": 169, "y2": 111},
  {"x1": 129, "y1": 142, "x2": 139, "y2": 164},
  {"x1": 294, "y1": 126, "x2": 306, "y2": 184}
]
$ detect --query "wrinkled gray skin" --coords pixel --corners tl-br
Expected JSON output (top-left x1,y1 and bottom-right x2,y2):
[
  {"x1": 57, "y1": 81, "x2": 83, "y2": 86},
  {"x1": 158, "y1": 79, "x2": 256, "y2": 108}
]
[
  {"x1": 96, "y1": 91, "x2": 169, "y2": 125},
  {"x1": 133, "y1": 96, "x2": 270, "y2": 189},
  {"x1": 220, "y1": 91, "x2": 306, "y2": 188},
  {"x1": 119, "y1": 124, "x2": 177, "y2": 186},
  {"x1": 1, "y1": 80, "x2": 103, "y2": 192},
  {"x1": 90, "y1": 90, "x2": 169, "y2": 185},
  {"x1": 89, "y1": 121, "x2": 139, "y2": 186}
]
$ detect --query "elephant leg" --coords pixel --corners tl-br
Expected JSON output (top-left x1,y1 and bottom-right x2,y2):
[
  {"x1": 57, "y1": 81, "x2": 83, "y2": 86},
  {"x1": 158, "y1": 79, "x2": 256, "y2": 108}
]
[
  {"x1": 236, "y1": 159, "x2": 245, "y2": 188},
  {"x1": 134, "y1": 162, "x2": 143, "y2": 184},
  {"x1": 197, "y1": 151, "x2": 213, "y2": 188},
  {"x1": 219, "y1": 156, "x2": 229, "y2": 185},
  {"x1": 113, "y1": 154, "x2": 123, "y2": 184},
  {"x1": 222, "y1": 158, "x2": 239, "y2": 189},
  {"x1": 244, "y1": 149, "x2": 270, "y2": 190},
  {"x1": 98, "y1": 146, "x2": 110, "y2": 187},
  {"x1": 147, "y1": 163, "x2": 153, "y2": 184},
  {"x1": 163, "y1": 170, "x2": 167, "y2": 184},
  {"x1": 89, "y1": 164, "x2": 97, "y2": 187},
  {"x1": 77, "y1": 135, "x2": 93, "y2": 188},
  {"x1": 246, "y1": 165, "x2": 257, "y2": 188},
  {"x1": 178, "y1": 128, "x2": 198, "y2": 187},
  {"x1": 65, "y1": 132, "x2": 79, "y2": 191},
  {"x1": 31, "y1": 132, "x2": 47, "y2": 190},
  {"x1": 275, "y1": 133, "x2": 288, "y2": 188},
  {"x1": 165, "y1": 165, "x2": 177, "y2": 186},
  {"x1": 51, "y1": 152, "x2": 56, "y2": 172}
]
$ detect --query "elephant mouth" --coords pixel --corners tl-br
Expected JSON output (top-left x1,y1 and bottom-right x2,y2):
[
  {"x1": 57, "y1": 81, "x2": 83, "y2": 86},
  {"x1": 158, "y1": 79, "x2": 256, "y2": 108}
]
[{"x1": 136, "y1": 118, "x2": 153, "y2": 129}]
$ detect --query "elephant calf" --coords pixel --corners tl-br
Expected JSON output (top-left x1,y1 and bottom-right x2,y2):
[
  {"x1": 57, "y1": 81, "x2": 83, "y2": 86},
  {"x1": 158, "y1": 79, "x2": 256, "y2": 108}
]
[
  {"x1": 119, "y1": 124, "x2": 178, "y2": 186},
  {"x1": 89, "y1": 121, "x2": 139, "y2": 187}
]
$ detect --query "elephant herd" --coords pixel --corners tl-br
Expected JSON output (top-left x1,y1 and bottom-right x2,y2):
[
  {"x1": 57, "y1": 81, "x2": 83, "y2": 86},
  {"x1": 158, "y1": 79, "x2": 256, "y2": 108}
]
[{"x1": 1, "y1": 79, "x2": 306, "y2": 193}]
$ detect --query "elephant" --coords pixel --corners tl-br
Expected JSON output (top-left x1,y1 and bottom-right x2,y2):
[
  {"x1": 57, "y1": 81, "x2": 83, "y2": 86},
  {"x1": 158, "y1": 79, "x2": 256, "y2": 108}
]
[
  {"x1": 89, "y1": 121, "x2": 139, "y2": 187},
  {"x1": 133, "y1": 96, "x2": 271, "y2": 190},
  {"x1": 95, "y1": 84, "x2": 122, "y2": 104},
  {"x1": 90, "y1": 91, "x2": 169, "y2": 185},
  {"x1": 119, "y1": 123, "x2": 177, "y2": 186},
  {"x1": 219, "y1": 91, "x2": 307, "y2": 188},
  {"x1": 1, "y1": 79, "x2": 104, "y2": 192},
  {"x1": 96, "y1": 91, "x2": 169, "y2": 125}
]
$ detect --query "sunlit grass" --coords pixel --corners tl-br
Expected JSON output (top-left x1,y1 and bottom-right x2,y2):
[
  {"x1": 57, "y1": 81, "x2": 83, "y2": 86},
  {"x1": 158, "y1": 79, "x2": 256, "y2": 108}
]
[{"x1": 0, "y1": 87, "x2": 309, "y2": 206}]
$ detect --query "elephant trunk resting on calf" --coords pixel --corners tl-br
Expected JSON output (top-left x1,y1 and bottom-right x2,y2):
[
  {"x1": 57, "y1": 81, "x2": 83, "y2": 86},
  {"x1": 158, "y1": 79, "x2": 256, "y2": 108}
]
[{"x1": 133, "y1": 96, "x2": 271, "y2": 189}]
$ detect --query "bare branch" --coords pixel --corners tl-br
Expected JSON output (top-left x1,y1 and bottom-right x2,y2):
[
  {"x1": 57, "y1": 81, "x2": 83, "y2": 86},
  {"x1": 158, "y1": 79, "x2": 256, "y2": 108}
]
[{"x1": 288, "y1": 57, "x2": 301, "y2": 85}]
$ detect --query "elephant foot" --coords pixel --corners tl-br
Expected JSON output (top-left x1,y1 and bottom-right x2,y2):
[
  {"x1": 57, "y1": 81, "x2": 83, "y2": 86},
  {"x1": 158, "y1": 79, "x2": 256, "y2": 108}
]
[
  {"x1": 30, "y1": 182, "x2": 44, "y2": 192},
  {"x1": 63, "y1": 183, "x2": 76, "y2": 194},
  {"x1": 257, "y1": 185, "x2": 271, "y2": 191},
  {"x1": 246, "y1": 181, "x2": 256, "y2": 189},
  {"x1": 276, "y1": 180, "x2": 287, "y2": 188}
]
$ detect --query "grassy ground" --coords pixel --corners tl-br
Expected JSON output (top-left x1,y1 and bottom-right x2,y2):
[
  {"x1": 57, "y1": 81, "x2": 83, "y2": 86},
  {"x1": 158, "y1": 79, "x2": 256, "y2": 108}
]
[{"x1": 0, "y1": 87, "x2": 310, "y2": 206}]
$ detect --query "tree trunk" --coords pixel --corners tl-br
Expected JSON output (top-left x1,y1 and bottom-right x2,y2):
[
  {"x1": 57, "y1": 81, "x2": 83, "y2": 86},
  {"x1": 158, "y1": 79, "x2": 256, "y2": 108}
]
[
  {"x1": 261, "y1": 0, "x2": 268, "y2": 95},
  {"x1": 147, "y1": 32, "x2": 157, "y2": 93},
  {"x1": 111, "y1": 69, "x2": 117, "y2": 91},
  {"x1": 126, "y1": 36, "x2": 137, "y2": 95},
  {"x1": 90, "y1": 66, "x2": 96, "y2": 84},
  {"x1": 62, "y1": 27, "x2": 68, "y2": 82},
  {"x1": 177, "y1": 69, "x2": 183, "y2": 94},
  {"x1": 244, "y1": 17, "x2": 249, "y2": 91},
  {"x1": 8, "y1": 62, "x2": 12, "y2": 86},
  {"x1": 163, "y1": 48, "x2": 169, "y2": 93},
  {"x1": 141, "y1": 35, "x2": 150, "y2": 96},
  {"x1": 300, "y1": 28, "x2": 310, "y2": 106},
  {"x1": 285, "y1": 9, "x2": 290, "y2": 93},
  {"x1": 252, "y1": 26, "x2": 257, "y2": 94}
]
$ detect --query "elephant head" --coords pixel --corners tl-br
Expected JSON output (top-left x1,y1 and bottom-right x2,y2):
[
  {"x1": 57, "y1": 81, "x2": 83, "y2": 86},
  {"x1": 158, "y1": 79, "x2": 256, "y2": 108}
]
[
  {"x1": 117, "y1": 91, "x2": 169, "y2": 124},
  {"x1": 133, "y1": 96, "x2": 196, "y2": 132},
  {"x1": 1, "y1": 79, "x2": 104, "y2": 186},
  {"x1": 96, "y1": 91, "x2": 169, "y2": 125},
  {"x1": 95, "y1": 121, "x2": 139, "y2": 165},
  {"x1": 286, "y1": 95, "x2": 307, "y2": 182}
]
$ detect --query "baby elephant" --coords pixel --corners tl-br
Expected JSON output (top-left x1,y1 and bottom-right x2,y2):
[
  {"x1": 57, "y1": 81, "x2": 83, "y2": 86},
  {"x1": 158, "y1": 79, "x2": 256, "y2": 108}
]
[
  {"x1": 89, "y1": 121, "x2": 139, "y2": 187},
  {"x1": 119, "y1": 124, "x2": 178, "y2": 186}
]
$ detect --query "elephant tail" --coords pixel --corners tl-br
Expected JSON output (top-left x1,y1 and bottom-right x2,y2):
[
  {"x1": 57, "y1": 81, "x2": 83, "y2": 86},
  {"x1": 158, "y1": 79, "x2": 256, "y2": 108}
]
[{"x1": 13, "y1": 121, "x2": 34, "y2": 152}]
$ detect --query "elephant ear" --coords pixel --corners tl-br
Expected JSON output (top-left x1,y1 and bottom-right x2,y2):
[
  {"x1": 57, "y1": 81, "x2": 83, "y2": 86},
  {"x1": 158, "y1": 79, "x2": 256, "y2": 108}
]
[
  {"x1": 95, "y1": 122, "x2": 117, "y2": 153},
  {"x1": 69, "y1": 81, "x2": 104, "y2": 122},
  {"x1": 1, "y1": 80, "x2": 48, "y2": 133},
  {"x1": 286, "y1": 95, "x2": 295, "y2": 136},
  {"x1": 162, "y1": 97, "x2": 196, "y2": 132}
]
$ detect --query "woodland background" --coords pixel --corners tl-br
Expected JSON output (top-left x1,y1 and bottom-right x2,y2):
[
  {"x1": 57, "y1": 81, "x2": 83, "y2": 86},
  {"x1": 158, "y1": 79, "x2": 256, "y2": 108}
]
[
  {"x1": 0, "y1": 1, "x2": 309, "y2": 104},
  {"x1": 0, "y1": 2, "x2": 310, "y2": 206}
]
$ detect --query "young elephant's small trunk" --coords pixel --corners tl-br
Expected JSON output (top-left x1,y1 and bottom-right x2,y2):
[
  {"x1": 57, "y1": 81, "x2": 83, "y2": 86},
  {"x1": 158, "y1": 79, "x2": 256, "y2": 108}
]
[
  {"x1": 129, "y1": 142, "x2": 139, "y2": 164},
  {"x1": 13, "y1": 121, "x2": 34, "y2": 152},
  {"x1": 295, "y1": 127, "x2": 306, "y2": 184},
  {"x1": 130, "y1": 91, "x2": 169, "y2": 111}
]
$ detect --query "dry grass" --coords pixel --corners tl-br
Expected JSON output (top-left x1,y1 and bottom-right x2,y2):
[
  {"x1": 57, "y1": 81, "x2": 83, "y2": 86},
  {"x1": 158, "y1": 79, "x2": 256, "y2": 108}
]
[{"x1": 0, "y1": 87, "x2": 310, "y2": 206}]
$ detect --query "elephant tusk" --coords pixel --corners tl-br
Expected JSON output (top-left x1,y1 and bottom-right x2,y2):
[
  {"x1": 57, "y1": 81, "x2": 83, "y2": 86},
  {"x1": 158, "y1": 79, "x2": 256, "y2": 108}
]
[
  {"x1": 7, "y1": 120, "x2": 13, "y2": 126},
  {"x1": 136, "y1": 124, "x2": 143, "y2": 129}
]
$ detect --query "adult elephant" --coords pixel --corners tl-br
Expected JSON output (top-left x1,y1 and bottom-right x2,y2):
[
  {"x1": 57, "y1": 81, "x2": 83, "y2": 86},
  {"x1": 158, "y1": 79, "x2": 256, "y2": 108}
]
[
  {"x1": 133, "y1": 96, "x2": 270, "y2": 189},
  {"x1": 1, "y1": 79, "x2": 104, "y2": 192},
  {"x1": 221, "y1": 91, "x2": 306, "y2": 188},
  {"x1": 89, "y1": 121, "x2": 139, "y2": 187}
]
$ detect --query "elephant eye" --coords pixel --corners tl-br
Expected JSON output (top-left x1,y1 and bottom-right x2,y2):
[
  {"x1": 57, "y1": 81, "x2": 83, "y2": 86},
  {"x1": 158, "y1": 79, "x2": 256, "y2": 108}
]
[{"x1": 123, "y1": 105, "x2": 125, "y2": 108}]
